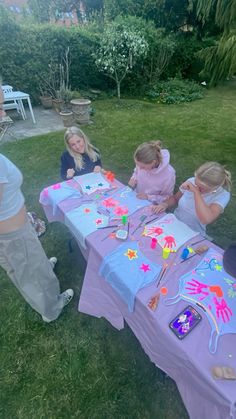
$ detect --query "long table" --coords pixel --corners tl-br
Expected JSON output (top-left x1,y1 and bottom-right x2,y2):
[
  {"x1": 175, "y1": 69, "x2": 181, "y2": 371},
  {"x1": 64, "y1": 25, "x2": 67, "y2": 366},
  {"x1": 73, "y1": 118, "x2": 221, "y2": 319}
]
[{"x1": 40, "y1": 178, "x2": 236, "y2": 419}]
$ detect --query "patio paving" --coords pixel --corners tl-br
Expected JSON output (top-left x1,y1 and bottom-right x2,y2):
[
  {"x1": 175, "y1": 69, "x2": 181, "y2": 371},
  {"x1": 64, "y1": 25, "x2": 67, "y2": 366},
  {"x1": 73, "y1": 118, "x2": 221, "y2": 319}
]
[{"x1": 1, "y1": 106, "x2": 65, "y2": 144}]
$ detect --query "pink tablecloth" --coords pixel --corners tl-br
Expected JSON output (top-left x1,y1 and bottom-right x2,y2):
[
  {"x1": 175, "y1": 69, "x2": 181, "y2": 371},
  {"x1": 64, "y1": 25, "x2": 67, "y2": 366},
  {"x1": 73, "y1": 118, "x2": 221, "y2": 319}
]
[{"x1": 40, "y1": 180, "x2": 236, "y2": 419}]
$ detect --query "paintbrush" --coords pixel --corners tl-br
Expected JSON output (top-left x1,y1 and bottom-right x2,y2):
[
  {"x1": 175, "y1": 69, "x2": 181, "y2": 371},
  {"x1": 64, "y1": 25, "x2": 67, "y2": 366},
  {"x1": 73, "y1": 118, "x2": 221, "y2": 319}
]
[
  {"x1": 180, "y1": 245, "x2": 209, "y2": 263},
  {"x1": 144, "y1": 216, "x2": 161, "y2": 226},
  {"x1": 190, "y1": 238, "x2": 207, "y2": 246},
  {"x1": 131, "y1": 214, "x2": 147, "y2": 234},
  {"x1": 97, "y1": 224, "x2": 119, "y2": 229},
  {"x1": 101, "y1": 228, "x2": 118, "y2": 242},
  {"x1": 127, "y1": 221, "x2": 130, "y2": 237},
  {"x1": 156, "y1": 263, "x2": 168, "y2": 288}
]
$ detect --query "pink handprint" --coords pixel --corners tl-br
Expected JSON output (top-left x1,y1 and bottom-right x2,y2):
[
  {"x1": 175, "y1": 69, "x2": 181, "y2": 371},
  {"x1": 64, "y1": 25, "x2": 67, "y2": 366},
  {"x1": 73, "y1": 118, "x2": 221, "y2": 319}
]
[
  {"x1": 186, "y1": 279, "x2": 209, "y2": 300},
  {"x1": 163, "y1": 235, "x2": 176, "y2": 249},
  {"x1": 213, "y1": 297, "x2": 232, "y2": 323},
  {"x1": 114, "y1": 206, "x2": 128, "y2": 216},
  {"x1": 146, "y1": 226, "x2": 163, "y2": 237},
  {"x1": 102, "y1": 197, "x2": 118, "y2": 208}
]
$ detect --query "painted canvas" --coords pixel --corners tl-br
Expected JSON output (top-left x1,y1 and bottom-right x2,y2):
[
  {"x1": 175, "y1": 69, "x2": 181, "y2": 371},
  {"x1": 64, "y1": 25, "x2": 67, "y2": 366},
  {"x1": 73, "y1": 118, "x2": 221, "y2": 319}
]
[
  {"x1": 164, "y1": 248, "x2": 236, "y2": 353},
  {"x1": 39, "y1": 180, "x2": 82, "y2": 215},
  {"x1": 143, "y1": 213, "x2": 198, "y2": 251},
  {"x1": 64, "y1": 202, "x2": 109, "y2": 248},
  {"x1": 74, "y1": 172, "x2": 110, "y2": 195},
  {"x1": 99, "y1": 241, "x2": 162, "y2": 311},
  {"x1": 99, "y1": 186, "x2": 150, "y2": 217}
]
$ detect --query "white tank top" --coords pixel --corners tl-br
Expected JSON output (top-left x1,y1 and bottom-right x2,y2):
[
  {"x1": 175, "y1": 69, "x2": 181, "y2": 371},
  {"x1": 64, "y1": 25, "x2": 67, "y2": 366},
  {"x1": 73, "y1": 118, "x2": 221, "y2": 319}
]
[{"x1": 0, "y1": 154, "x2": 25, "y2": 221}]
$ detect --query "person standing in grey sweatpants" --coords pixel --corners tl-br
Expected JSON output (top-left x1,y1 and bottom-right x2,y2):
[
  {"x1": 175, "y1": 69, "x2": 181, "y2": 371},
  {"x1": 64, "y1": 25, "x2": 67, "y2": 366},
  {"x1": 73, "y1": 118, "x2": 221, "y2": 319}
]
[{"x1": 0, "y1": 153, "x2": 74, "y2": 322}]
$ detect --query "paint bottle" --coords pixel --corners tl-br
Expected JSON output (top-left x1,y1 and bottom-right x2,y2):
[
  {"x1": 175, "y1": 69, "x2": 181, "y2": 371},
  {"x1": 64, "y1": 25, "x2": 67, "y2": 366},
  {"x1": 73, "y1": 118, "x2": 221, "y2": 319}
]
[
  {"x1": 151, "y1": 238, "x2": 157, "y2": 249},
  {"x1": 162, "y1": 247, "x2": 170, "y2": 259},
  {"x1": 181, "y1": 247, "x2": 190, "y2": 261}
]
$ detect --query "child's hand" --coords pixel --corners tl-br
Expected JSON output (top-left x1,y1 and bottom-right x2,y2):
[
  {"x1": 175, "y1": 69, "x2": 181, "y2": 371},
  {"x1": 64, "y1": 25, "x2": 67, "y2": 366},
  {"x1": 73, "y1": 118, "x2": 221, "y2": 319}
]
[
  {"x1": 181, "y1": 181, "x2": 198, "y2": 193},
  {"x1": 136, "y1": 192, "x2": 148, "y2": 200},
  {"x1": 66, "y1": 168, "x2": 75, "y2": 179},
  {"x1": 151, "y1": 202, "x2": 168, "y2": 214},
  {"x1": 128, "y1": 177, "x2": 137, "y2": 189},
  {"x1": 93, "y1": 165, "x2": 102, "y2": 173}
]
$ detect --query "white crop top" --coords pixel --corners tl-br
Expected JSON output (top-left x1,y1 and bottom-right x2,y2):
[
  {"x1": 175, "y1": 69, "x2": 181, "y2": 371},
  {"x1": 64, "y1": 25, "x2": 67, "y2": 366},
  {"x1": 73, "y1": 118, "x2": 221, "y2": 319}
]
[{"x1": 0, "y1": 154, "x2": 25, "y2": 221}]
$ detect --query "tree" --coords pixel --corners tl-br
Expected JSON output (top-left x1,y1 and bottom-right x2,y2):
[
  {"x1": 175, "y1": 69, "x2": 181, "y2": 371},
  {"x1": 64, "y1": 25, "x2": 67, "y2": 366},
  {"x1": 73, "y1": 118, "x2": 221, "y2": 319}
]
[
  {"x1": 104, "y1": 0, "x2": 192, "y2": 32},
  {"x1": 94, "y1": 20, "x2": 148, "y2": 98},
  {"x1": 194, "y1": 0, "x2": 236, "y2": 84}
]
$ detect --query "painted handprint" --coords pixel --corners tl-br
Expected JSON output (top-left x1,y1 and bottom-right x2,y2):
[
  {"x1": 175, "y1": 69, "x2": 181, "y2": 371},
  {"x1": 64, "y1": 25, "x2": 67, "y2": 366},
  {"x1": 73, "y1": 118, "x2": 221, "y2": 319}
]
[
  {"x1": 163, "y1": 235, "x2": 176, "y2": 249},
  {"x1": 186, "y1": 279, "x2": 209, "y2": 300},
  {"x1": 114, "y1": 206, "x2": 128, "y2": 216},
  {"x1": 146, "y1": 226, "x2": 163, "y2": 237},
  {"x1": 213, "y1": 297, "x2": 233, "y2": 323},
  {"x1": 102, "y1": 197, "x2": 119, "y2": 208}
]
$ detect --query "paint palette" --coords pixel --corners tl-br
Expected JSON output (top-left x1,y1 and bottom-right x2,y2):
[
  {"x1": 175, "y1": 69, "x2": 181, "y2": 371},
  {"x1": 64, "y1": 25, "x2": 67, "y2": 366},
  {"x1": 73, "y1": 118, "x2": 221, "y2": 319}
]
[{"x1": 116, "y1": 229, "x2": 128, "y2": 240}]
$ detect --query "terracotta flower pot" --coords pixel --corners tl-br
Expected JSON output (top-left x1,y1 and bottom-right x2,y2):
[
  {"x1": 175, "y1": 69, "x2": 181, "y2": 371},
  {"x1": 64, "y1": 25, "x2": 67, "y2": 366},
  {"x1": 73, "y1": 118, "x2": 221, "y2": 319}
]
[
  {"x1": 40, "y1": 96, "x2": 53, "y2": 109},
  {"x1": 71, "y1": 98, "x2": 91, "y2": 124},
  {"x1": 59, "y1": 111, "x2": 74, "y2": 127}
]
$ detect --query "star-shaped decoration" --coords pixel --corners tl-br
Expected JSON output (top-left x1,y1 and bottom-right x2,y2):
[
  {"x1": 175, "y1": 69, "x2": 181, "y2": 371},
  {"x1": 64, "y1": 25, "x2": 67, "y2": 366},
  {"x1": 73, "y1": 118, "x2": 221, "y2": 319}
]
[
  {"x1": 215, "y1": 264, "x2": 223, "y2": 271},
  {"x1": 98, "y1": 182, "x2": 104, "y2": 187},
  {"x1": 124, "y1": 248, "x2": 138, "y2": 260},
  {"x1": 140, "y1": 263, "x2": 151, "y2": 273},
  {"x1": 84, "y1": 208, "x2": 91, "y2": 213},
  {"x1": 95, "y1": 218, "x2": 103, "y2": 225},
  {"x1": 85, "y1": 185, "x2": 92, "y2": 190}
]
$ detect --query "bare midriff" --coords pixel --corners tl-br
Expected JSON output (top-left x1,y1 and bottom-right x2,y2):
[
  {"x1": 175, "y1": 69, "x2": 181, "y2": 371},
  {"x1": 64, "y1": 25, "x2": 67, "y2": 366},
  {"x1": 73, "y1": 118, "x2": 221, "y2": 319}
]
[{"x1": 0, "y1": 205, "x2": 27, "y2": 234}]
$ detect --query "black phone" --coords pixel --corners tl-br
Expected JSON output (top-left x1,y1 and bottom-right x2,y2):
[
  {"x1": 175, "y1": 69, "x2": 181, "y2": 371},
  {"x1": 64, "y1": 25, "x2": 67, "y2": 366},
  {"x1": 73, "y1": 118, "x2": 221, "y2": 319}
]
[{"x1": 169, "y1": 305, "x2": 202, "y2": 340}]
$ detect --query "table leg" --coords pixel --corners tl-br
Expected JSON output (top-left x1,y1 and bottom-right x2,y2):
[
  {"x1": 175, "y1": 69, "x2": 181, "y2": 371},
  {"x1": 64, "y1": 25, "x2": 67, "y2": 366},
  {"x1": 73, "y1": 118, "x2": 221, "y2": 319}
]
[
  {"x1": 18, "y1": 99, "x2": 26, "y2": 120},
  {"x1": 27, "y1": 97, "x2": 36, "y2": 124}
]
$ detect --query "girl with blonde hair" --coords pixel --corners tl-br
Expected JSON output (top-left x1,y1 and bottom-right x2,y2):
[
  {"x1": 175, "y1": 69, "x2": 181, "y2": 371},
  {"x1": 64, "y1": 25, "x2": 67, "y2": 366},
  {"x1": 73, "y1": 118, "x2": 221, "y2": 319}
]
[
  {"x1": 128, "y1": 140, "x2": 176, "y2": 203},
  {"x1": 152, "y1": 161, "x2": 232, "y2": 236},
  {"x1": 60, "y1": 126, "x2": 102, "y2": 180}
]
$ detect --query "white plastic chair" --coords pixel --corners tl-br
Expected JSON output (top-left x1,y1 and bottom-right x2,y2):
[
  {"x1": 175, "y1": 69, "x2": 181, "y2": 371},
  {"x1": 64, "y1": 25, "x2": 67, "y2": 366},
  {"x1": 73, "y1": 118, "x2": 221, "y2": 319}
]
[{"x1": 2, "y1": 85, "x2": 25, "y2": 119}]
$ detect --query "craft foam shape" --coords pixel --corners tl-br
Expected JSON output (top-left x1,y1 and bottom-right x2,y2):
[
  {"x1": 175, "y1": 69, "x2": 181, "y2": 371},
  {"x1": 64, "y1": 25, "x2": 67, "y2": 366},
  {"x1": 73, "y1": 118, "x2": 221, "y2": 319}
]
[{"x1": 164, "y1": 248, "x2": 236, "y2": 353}]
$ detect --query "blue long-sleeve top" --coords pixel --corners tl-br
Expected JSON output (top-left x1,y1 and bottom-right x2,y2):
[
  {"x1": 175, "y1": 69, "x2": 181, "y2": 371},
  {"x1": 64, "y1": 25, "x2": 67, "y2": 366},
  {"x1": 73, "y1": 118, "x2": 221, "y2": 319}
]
[{"x1": 60, "y1": 151, "x2": 102, "y2": 180}]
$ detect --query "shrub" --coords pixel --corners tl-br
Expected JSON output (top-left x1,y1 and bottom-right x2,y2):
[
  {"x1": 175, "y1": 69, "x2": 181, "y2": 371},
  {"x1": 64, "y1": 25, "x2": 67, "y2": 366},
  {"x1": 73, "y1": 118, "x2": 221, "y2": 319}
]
[{"x1": 146, "y1": 78, "x2": 205, "y2": 104}]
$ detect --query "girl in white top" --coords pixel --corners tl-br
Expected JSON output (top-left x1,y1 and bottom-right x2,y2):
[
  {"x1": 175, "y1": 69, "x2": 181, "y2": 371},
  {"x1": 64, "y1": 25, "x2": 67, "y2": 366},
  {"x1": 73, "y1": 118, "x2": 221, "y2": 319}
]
[
  {"x1": 0, "y1": 153, "x2": 74, "y2": 322},
  {"x1": 152, "y1": 162, "x2": 231, "y2": 236}
]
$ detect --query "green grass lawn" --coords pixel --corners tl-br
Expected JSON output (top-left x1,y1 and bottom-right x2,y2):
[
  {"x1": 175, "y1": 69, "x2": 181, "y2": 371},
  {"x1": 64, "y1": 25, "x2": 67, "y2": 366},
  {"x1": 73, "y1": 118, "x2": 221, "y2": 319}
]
[{"x1": 0, "y1": 82, "x2": 235, "y2": 419}]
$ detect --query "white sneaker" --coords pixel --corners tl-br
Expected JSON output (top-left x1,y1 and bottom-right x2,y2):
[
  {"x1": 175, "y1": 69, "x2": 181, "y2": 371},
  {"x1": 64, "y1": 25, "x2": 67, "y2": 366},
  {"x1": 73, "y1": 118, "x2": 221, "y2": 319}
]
[
  {"x1": 61, "y1": 288, "x2": 74, "y2": 307},
  {"x1": 41, "y1": 289, "x2": 74, "y2": 323},
  {"x1": 49, "y1": 257, "x2": 57, "y2": 269}
]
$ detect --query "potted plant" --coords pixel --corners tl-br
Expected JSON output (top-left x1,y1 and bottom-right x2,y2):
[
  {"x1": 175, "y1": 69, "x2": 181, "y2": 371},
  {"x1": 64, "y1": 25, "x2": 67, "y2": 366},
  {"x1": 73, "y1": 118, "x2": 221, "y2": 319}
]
[
  {"x1": 59, "y1": 86, "x2": 74, "y2": 126},
  {"x1": 38, "y1": 63, "x2": 59, "y2": 109},
  {"x1": 39, "y1": 87, "x2": 53, "y2": 109},
  {"x1": 56, "y1": 48, "x2": 75, "y2": 126}
]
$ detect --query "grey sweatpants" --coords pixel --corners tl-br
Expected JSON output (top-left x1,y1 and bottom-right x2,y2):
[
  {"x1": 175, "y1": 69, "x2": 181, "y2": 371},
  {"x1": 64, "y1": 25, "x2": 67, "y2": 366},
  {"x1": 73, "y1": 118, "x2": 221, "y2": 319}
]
[{"x1": 0, "y1": 220, "x2": 64, "y2": 321}]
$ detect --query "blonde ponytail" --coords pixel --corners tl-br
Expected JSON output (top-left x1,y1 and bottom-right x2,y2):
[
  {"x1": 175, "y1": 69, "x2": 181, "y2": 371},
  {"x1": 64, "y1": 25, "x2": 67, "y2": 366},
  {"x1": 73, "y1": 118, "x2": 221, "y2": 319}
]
[
  {"x1": 134, "y1": 140, "x2": 162, "y2": 165},
  {"x1": 195, "y1": 162, "x2": 232, "y2": 191}
]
